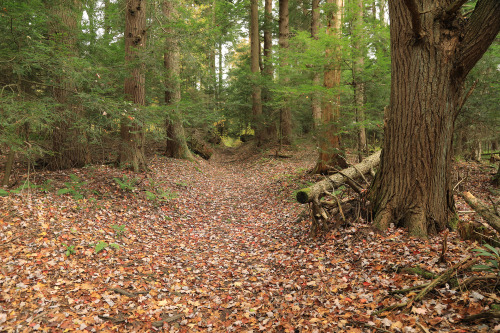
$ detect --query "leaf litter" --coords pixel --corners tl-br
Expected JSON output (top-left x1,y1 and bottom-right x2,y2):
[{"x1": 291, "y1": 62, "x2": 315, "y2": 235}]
[{"x1": 0, "y1": 147, "x2": 499, "y2": 332}]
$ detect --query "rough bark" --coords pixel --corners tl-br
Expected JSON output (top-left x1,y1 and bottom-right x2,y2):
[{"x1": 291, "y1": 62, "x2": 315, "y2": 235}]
[
  {"x1": 314, "y1": 0, "x2": 346, "y2": 174},
  {"x1": 163, "y1": 0, "x2": 193, "y2": 160},
  {"x1": 261, "y1": 0, "x2": 276, "y2": 142},
  {"x1": 353, "y1": 0, "x2": 367, "y2": 162},
  {"x1": 297, "y1": 150, "x2": 381, "y2": 204},
  {"x1": 250, "y1": 0, "x2": 263, "y2": 144},
  {"x1": 2, "y1": 148, "x2": 15, "y2": 186},
  {"x1": 369, "y1": 0, "x2": 500, "y2": 237},
  {"x1": 119, "y1": 0, "x2": 147, "y2": 172},
  {"x1": 47, "y1": 0, "x2": 90, "y2": 170},
  {"x1": 279, "y1": 0, "x2": 292, "y2": 145},
  {"x1": 310, "y1": 0, "x2": 321, "y2": 129}
]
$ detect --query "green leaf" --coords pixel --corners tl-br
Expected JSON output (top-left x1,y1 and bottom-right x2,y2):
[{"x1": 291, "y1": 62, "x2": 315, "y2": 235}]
[
  {"x1": 57, "y1": 188, "x2": 73, "y2": 195},
  {"x1": 94, "y1": 241, "x2": 108, "y2": 253},
  {"x1": 0, "y1": 189, "x2": 8, "y2": 197},
  {"x1": 484, "y1": 244, "x2": 499, "y2": 256},
  {"x1": 472, "y1": 264, "x2": 493, "y2": 272},
  {"x1": 472, "y1": 249, "x2": 496, "y2": 257},
  {"x1": 109, "y1": 243, "x2": 120, "y2": 249}
]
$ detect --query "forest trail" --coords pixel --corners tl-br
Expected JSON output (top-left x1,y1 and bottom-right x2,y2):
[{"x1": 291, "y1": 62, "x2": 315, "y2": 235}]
[{"x1": 0, "y1": 145, "x2": 497, "y2": 332}]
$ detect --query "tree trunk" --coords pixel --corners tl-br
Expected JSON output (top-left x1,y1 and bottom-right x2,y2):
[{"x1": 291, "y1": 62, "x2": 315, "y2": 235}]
[
  {"x1": 47, "y1": 0, "x2": 90, "y2": 170},
  {"x1": 369, "y1": 0, "x2": 500, "y2": 237},
  {"x1": 119, "y1": 0, "x2": 147, "y2": 172},
  {"x1": 164, "y1": 0, "x2": 192, "y2": 160},
  {"x1": 261, "y1": 0, "x2": 276, "y2": 142},
  {"x1": 314, "y1": 0, "x2": 346, "y2": 174},
  {"x1": 279, "y1": 0, "x2": 292, "y2": 145},
  {"x1": 310, "y1": 0, "x2": 321, "y2": 129},
  {"x1": 250, "y1": 0, "x2": 263, "y2": 144},
  {"x1": 353, "y1": 0, "x2": 367, "y2": 162}
]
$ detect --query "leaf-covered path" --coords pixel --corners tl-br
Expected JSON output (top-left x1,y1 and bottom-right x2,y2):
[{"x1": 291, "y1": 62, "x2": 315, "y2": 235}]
[{"x1": 1, "y1": 147, "x2": 498, "y2": 332}]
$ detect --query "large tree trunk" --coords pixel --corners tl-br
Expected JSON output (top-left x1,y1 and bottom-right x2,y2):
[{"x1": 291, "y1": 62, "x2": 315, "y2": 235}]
[
  {"x1": 310, "y1": 0, "x2": 321, "y2": 129},
  {"x1": 163, "y1": 0, "x2": 192, "y2": 160},
  {"x1": 250, "y1": 0, "x2": 263, "y2": 144},
  {"x1": 369, "y1": 0, "x2": 500, "y2": 237},
  {"x1": 314, "y1": 0, "x2": 346, "y2": 174},
  {"x1": 119, "y1": 0, "x2": 147, "y2": 172},
  {"x1": 47, "y1": 0, "x2": 90, "y2": 170},
  {"x1": 279, "y1": 0, "x2": 292, "y2": 145}
]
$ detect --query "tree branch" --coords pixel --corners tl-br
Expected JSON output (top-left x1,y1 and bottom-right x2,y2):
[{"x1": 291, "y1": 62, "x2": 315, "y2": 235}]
[
  {"x1": 455, "y1": 0, "x2": 500, "y2": 79},
  {"x1": 403, "y1": 0, "x2": 422, "y2": 39},
  {"x1": 445, "y1": 0, "x2": 469, "y2": 16}
]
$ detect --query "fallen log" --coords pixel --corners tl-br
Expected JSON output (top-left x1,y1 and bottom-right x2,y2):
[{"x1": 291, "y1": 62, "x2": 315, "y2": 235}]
[
  {"x1": 459, "y1": 191, "x2": 500, "y2": 234},
  {"x1": 296, "y1": 150, "x2": 381, "y2": 204}
]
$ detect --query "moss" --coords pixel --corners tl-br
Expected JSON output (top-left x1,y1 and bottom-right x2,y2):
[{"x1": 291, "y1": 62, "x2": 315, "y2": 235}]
[
  {"x1": 296, "y1": 187, "x2": 311, "y2": 204},
  {"x1": 448, "y1": 214, "x2": 459, "y2": 230}
]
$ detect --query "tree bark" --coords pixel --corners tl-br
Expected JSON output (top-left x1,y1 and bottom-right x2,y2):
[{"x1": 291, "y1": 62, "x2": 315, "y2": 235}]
[
  {"x1": 250, "y1": 0, "x2": 263, "y2": 144},
  {"x1": 353, "y1": 0, "x2": 367, "y2": 162},
  {"x1": 297, "y1": 150, "x2": 381, "y2": 204},
  {"x1": 163, "y1": 0, "x2": 193, "y2": 160},
  {"x1": 310, "y1": 0, "x2": 321, "y2": 129},
  {"x1": 314, "y1": 0, "x2": 346, "y2": 174},
  {"x1": 47, "y1": 0, "x2": 90, "y2": 170},
  {"x1": 119, "y1": 0, "x2": 147, "y2": 172},
  {"x1": 369, "y1": 0, "x2": 500, "y2": 237},
  {"x1": 279, "y1": 0, "x2": 292, "y2": 145},
  {"x1": 261, "y1": 0, "x2": 276, "y2": 142}
]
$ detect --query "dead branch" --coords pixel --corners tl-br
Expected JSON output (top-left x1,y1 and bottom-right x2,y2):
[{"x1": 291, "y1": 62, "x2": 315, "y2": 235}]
[
  {"x1": 459, "y1": 191, "x2": 500, "y2": 234},
  {"x1": 462, "y1": 310, "x2": 500, "y2": 323}
]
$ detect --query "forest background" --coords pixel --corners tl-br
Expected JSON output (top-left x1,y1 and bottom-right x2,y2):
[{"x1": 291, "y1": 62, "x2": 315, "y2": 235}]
[{"x1": 1, "y1": 0, "x2": 498, "y2": 177}]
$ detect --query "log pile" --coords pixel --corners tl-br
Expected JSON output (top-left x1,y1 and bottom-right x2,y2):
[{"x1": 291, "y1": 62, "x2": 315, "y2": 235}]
[{"x1": 295, "y1": 151, "x2": 381, "y2": 236}]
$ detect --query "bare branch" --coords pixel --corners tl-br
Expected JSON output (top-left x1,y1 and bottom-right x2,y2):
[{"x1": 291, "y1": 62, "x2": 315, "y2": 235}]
[{"x1": 403, "y1": 0, "x2": 422, "y2": 39}]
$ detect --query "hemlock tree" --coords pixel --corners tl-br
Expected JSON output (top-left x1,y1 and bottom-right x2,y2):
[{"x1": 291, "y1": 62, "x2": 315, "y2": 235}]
[
  {"x1": 119, "y1": 0, "x2": 147, "y2": 172},
  {"x1": 369, "y1": 0, "x2": 500, "y2": 237},
  {"x1": 250, "y1": 0, "x2": 263, "y2": 143},
  {"x1": 279, "y1": 0, "x2": 292, "y2": 145},
  {"x1": 314, "y1": 0, "x2": 346, "y2": 174},
  {"x1": 163, "y1": 0, "x2": 192, "y2": 160}
]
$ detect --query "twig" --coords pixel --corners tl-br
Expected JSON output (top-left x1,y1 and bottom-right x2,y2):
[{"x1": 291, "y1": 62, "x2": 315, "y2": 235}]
[
  {"x1": 389, "y1": 283, "x2": 430, "y2": 295},
  {"x1": 109, "y1": 287, "x2": 149, "y2": 297},
  {"x1": 457, "y1": 79, "x2": 478, "y2": 114},
  {"x1": 152, "y1": 313, "x2": 184, "y2": 327},
  {"x1": 416, "y1": 322, "x2": 431, "y2": 333}
]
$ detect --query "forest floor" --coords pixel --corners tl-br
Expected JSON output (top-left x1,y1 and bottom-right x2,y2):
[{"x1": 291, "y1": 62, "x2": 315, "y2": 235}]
[{"x1": 1, "y1": 142, "x2": 499, "y2": 332}]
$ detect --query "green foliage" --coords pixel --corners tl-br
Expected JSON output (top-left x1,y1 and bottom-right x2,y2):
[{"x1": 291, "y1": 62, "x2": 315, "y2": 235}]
[
  {"x1": 62, "y1": 243, "x2": 76, "y2": 257},
  {"x1": 113, "y1": 176, "x2": 138, "y2": 192},
  {"x1": 94, "y1": 241, "x2": 120, "y2": 254},
  {"x1": 472, "y1": 244, "x2": 500, "y2": 275},
  {"x1": 57, "y1": 174, "x2": 87, "y2": 199},
  {"x1": 0, "y1": 189, "x2": 8, "y2": 197},
  {"x1": 110, "y1": 224, "x2": 126, "y2": 238}
]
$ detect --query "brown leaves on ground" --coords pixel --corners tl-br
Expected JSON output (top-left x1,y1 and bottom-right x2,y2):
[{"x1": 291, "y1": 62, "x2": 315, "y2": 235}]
[{"x1": 0, "y1": 147, "x2": 499, "y2": 332}]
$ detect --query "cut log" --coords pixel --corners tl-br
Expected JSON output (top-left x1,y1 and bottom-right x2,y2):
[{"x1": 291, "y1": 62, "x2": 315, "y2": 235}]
[
  {"x1": 296, "y1": 150, "x2": 381, "y2": 204},
  {"x1": 459, "y1": 191, "x2": 500, "y2": 234}
]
